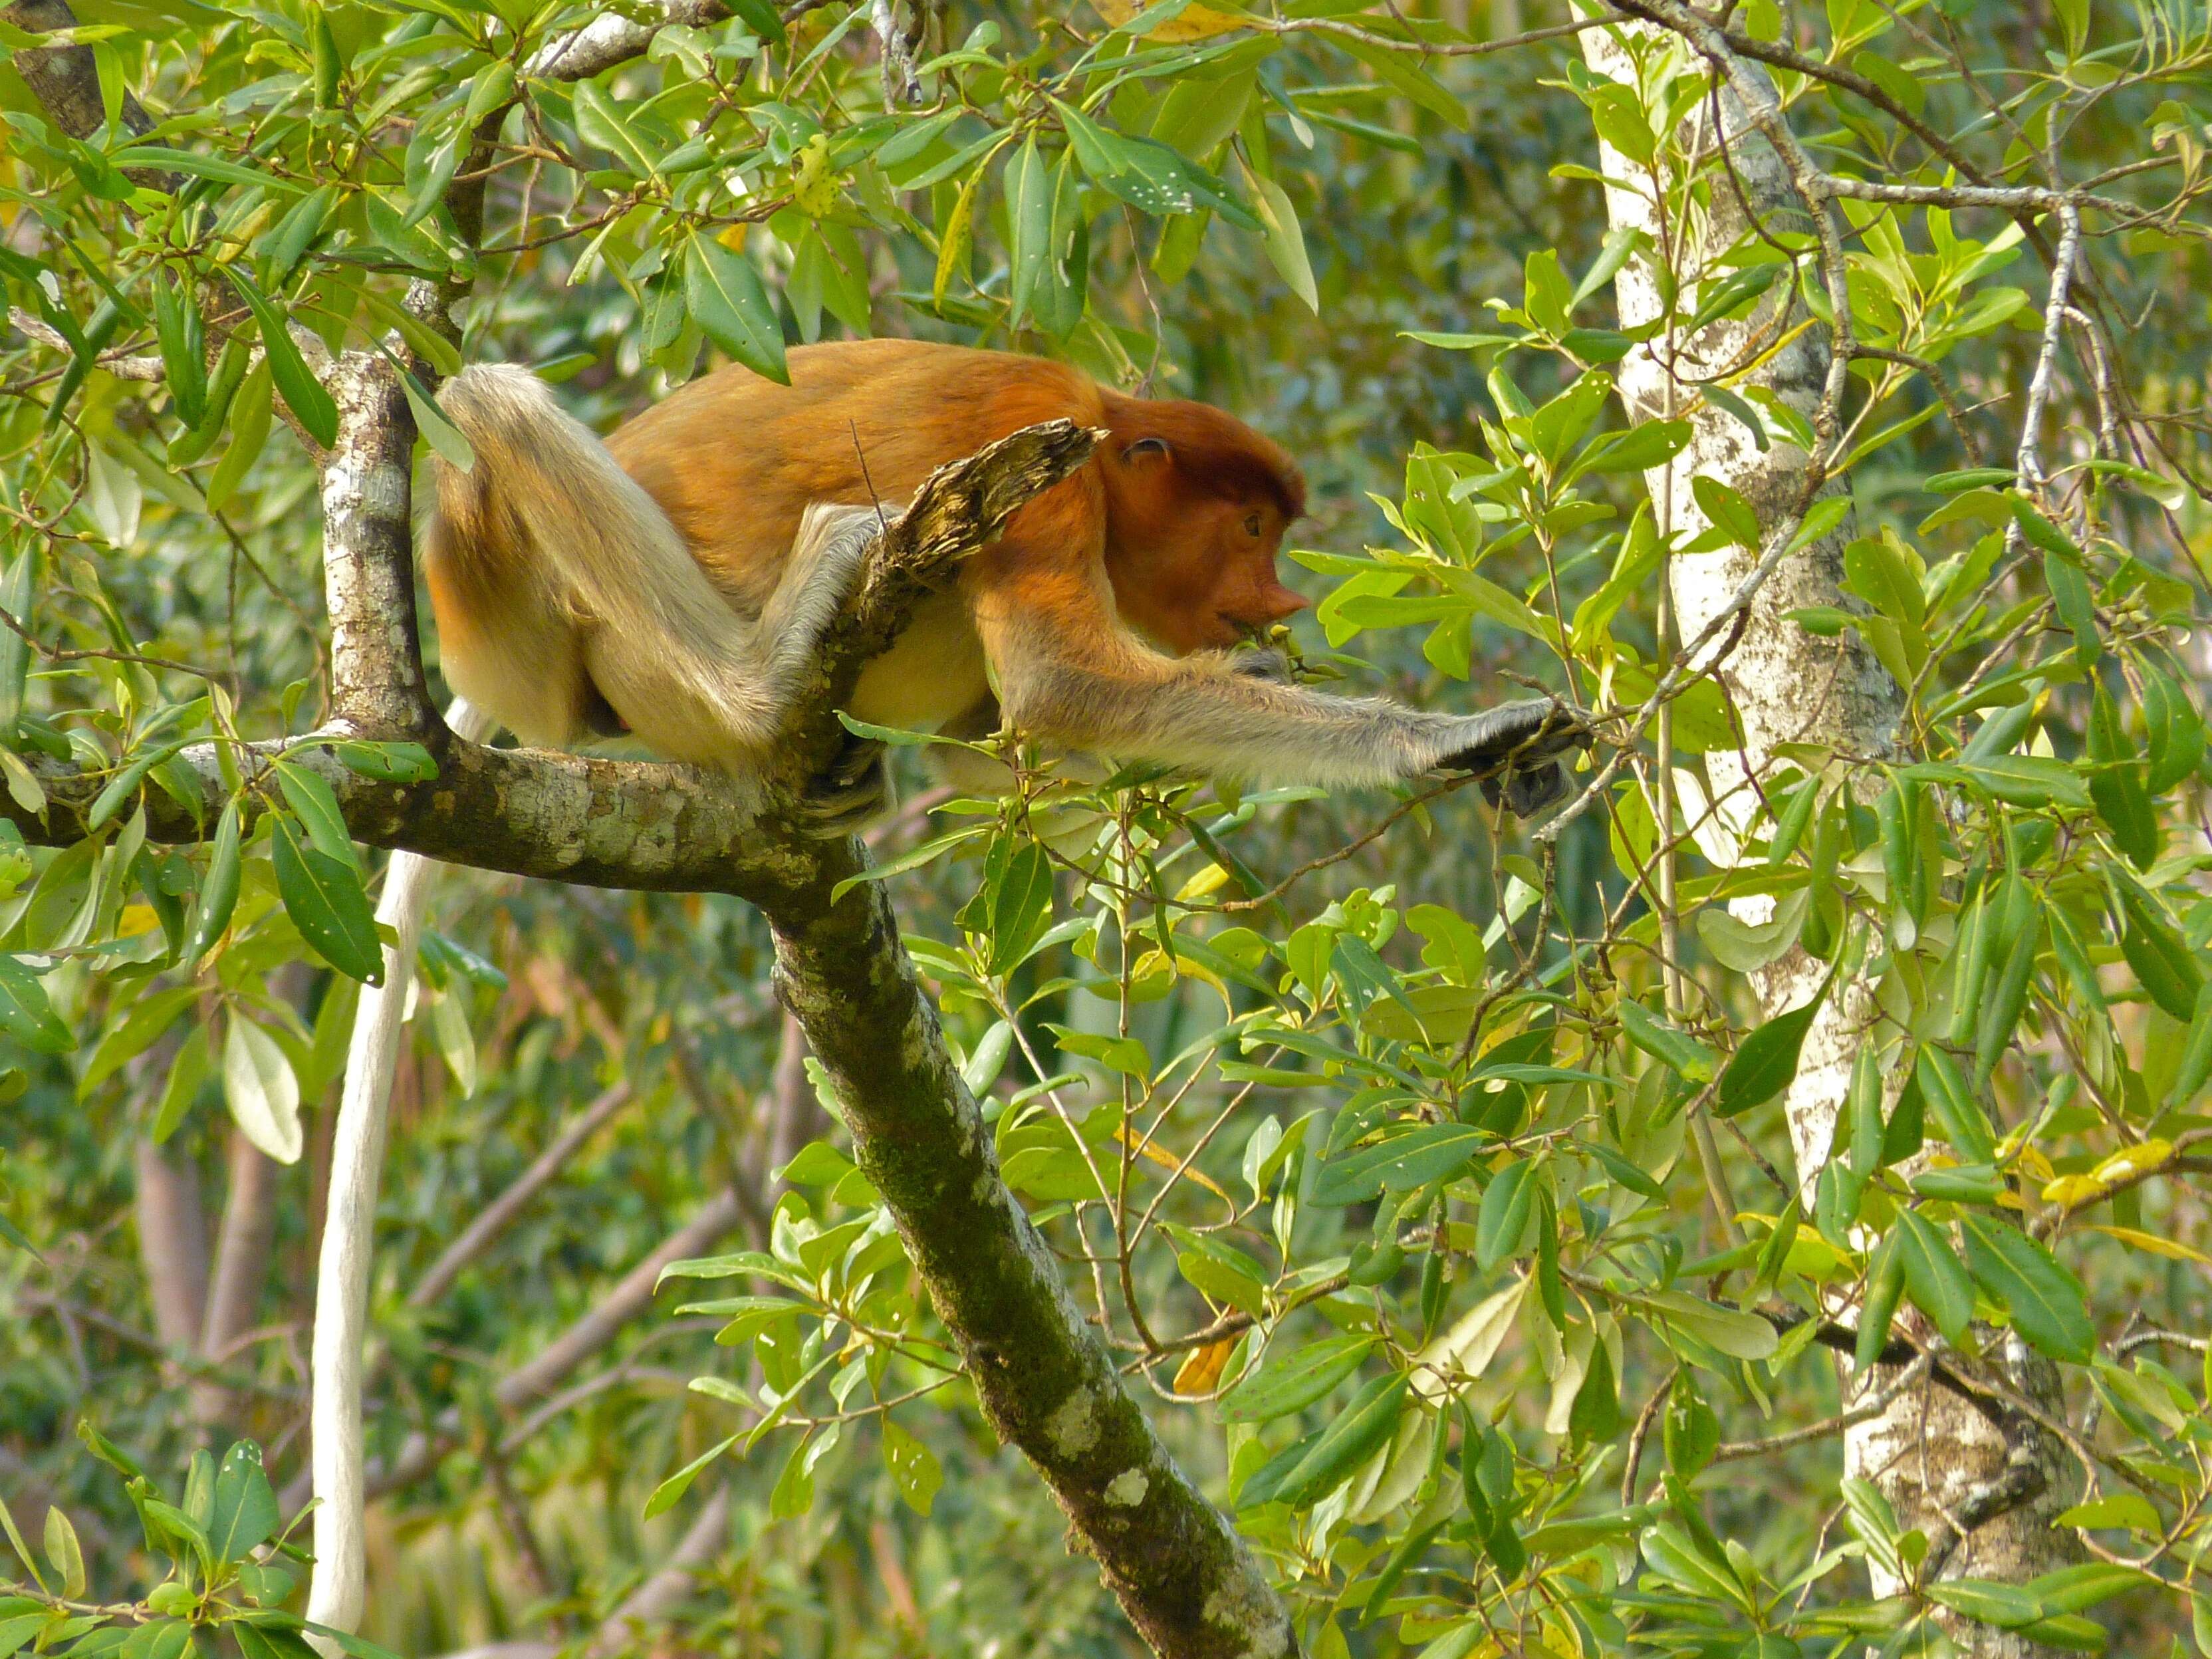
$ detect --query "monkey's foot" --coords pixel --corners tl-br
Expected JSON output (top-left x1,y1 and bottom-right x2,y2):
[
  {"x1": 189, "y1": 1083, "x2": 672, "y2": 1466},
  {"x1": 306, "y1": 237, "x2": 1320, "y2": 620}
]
[
  {"x1": 798, "y1": 737, "x2": 891, "y2": 837},
  {"x1": 1437, "y1": 699, "x2": 1594, "y2": 819}
]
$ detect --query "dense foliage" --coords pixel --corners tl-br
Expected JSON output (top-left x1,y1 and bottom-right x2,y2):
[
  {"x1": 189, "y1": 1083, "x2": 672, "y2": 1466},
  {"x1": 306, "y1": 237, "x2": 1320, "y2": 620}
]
[{"x1": 4, "y1": 0, "x2": 2212, "y2": 1655}]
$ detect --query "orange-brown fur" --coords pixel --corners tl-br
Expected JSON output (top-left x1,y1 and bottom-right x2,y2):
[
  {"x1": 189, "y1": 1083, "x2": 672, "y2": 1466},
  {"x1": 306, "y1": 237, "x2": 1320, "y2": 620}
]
[{"x1": 422, "y1": 340, "x2": 1585, "y2": 825}]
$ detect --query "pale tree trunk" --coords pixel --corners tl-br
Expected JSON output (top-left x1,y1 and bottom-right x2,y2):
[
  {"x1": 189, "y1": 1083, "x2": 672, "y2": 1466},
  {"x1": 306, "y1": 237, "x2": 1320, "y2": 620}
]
[{"x1": 1578, "y1": 21, "x2": 2072, "y2": 1653}]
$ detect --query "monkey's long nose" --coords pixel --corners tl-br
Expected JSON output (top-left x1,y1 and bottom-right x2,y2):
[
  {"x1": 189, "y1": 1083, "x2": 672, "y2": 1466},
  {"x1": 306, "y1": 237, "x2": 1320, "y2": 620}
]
[{"x1": 1259, "y1": 580, "x2": 1310, "y2": 624}]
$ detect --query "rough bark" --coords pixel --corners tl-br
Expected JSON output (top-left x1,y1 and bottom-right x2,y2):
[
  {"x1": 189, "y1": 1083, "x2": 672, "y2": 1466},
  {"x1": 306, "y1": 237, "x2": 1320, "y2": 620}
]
[
  {"x1": 769, "y1": 862, "x2": 1292, "y2": 1659},
  {"x1": 1, "y1": 0, "x2": 152, "y2": 140},
  {"x1": 1580, "y1": 17, "x2": 2072, "y2": 1652}
]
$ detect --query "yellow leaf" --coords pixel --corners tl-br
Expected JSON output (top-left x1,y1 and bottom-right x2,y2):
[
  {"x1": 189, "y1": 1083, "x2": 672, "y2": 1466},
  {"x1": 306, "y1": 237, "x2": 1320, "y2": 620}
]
[
  {"x1": 1174, "y1": 861, "x2": 1229, "y2": 902},
  {"x1": 1090, "y1": 0, "x2": 1251, "y2": 40},
  {"x1": 2040, "y1": 1174, "x2": 2105, "y2": 1208},
  {"x1": 717, "y1": 223, "x2": 748, "y2": 254},
  {"x1": 2014, "y1": 1144, "x2": 2056, "y2": 1184},
  {"x1": 2090, "y1": 1139, "x2": 2171, "y2": 1186},
  {"x1": 1116, "y1": 1124, "x2": 1231, "y2": 1203},
  {"x1": 2084, "y1": 1224, "x2": 2211, "y2": 1265},
  {"x1": 1172, "y1": 1337, "x2": 1235, "y2": 1396}
]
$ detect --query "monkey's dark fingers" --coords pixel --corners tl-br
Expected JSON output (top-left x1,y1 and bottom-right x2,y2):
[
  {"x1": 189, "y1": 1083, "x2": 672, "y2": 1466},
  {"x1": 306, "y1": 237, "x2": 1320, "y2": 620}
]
[
  {"x1": 1437, "y1": 698, "x2": 1594, "y2": 777},
  {"x1": 1478, "y1": 761, "x2": 1570, "y2": 818},
  {"x1": 1229, "y1": 647, "x2": 1294, "y2": 686}
]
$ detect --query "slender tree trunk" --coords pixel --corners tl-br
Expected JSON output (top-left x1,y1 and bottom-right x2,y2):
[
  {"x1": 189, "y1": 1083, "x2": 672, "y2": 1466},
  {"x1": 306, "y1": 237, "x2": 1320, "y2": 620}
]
[
  {"x1": 1578, "y1": 23, "x2": 2072, "y2": 1653},
  {"x1": 195, "y1": 1129, "x2": 282, "y2": 1426},
  {"x1": 134, "y1": 1140, "x2": 209, "y2": 1356}
]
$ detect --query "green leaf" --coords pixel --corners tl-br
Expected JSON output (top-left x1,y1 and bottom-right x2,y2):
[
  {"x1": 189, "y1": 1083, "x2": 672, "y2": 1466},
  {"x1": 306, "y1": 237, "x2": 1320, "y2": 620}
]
[
  {"x1": 271, "y1": 817, "x2": 384, "y2": 983},
  {"x1": 328, "y1": 739, "x2": 438, "y2": 782},
  {"x1": 2052, "y1": 1493, "x2": 2161, "y2": 1533},
  {"x1": 1005, "y1": 137, "x2": 1052, "y2": 328},
  {"x1": 1618, "y1": 998, "x2": 1717, "y2": 1083},
  {"x1": 572, "y1": 80, "x2": 663, "y2": 178},
  {"x1": 1571, "y1": 419, "x2": 1693, "y2": 477},
  {"x1": 1310, "y1": 1124, "x2": 1485, "y2": 1207},
  {"x1": 1959, "y1": 1214, "x2": 2094, "y2": 1363},
  {"x1": 1892, "y1": 1209, "x2": 1974, "y2": 1344},
  {"x1": 397, "y1": 368, "x2": 475, "y2": 473},
  {"x1": 110, "y1": 148, "x2": 312, "y2": 194},
  {"x1": 223, "y1": 1017, "x2": 303, "y2": 1166},
  {"x1": 1475, "y1": 1157, "x2": 1537, "y2": 1270},
  {"x1": 1052, "y1": 98, "x2": 1257, "y2": 227},
  {"x1": 219, "y1": 269, "x2": 339, "y2": 449},
  {"x1": 880, "y1": 1418, "x2": 942, "y2": 1516},
  {"x1": 1239, "y1": 1374, "x2": 1408, "y2": 1510},
  {"x1": 207, "y1": 1441, "x2": 279, "y2": 1565},
  {"x1": 1925, "y1": 1578, "x2": 2047, "y2": 1629},
  {"x1": 2114, "y1": 876, "x2": 2201, "y2": 1023},
  {"x1": 1916, "y1": 1047, "x2": 1999, "y2": 1164},
  {"x1": 42, "y1": 1507, "x2": 83, "y2": 1599},
  {"x1": 1715, "y1": 988, "x2": 1824, "y2": 1117},
  {"x1": 1951, "y1": 755, "x2": 2092, "y2": 811},
  {"x1": 270, "y1": 761, "x2": 359, "y2": 872},
  {"x1": 1219, "y1": 1335, "x2": 1374, "y2": 1422},
  {"x1": 0, "y1": 956, "x2": 74, "y2": 1055},
  {"x1": 1634, "y1": 1291, "x2": 1780, "y2": 1361},
  {"x1": 1691, "y1": 475, "x2": 1760, "y2": 547},
  {"x1": 1243, "y1": 162, "x2": 1316, "y2": 314},
  {"x1": 684, "y1": 234, "x2": 789, "y2": 384},
  {"x1": 644, "y1": 1434, "x2": 736, "y2": 1519}
]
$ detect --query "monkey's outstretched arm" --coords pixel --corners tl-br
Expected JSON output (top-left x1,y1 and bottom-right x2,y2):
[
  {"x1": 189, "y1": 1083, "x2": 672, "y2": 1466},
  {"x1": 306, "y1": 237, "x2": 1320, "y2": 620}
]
[{"x1": 985, "y1": 614, "x2": 1589, "y2": 813}]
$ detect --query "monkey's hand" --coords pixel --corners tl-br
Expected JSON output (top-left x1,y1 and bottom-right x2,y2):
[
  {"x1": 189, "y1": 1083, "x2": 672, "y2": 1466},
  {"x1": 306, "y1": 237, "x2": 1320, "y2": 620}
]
[{"x1": 1434, "y1": 699, "x2": 1594, "y2": 819}]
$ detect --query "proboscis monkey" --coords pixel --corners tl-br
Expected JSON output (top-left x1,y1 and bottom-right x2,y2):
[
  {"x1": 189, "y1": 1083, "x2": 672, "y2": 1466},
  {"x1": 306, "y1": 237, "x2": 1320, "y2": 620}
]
[{"x1": 422, "y1": 340, "x2": 1589, "y2": 830}]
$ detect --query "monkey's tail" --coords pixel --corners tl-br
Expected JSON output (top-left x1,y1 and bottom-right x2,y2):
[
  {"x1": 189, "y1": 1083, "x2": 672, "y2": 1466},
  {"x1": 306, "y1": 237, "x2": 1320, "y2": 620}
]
[{"x1": 427, "y1": 364, "x2": 778, "y2": 761}]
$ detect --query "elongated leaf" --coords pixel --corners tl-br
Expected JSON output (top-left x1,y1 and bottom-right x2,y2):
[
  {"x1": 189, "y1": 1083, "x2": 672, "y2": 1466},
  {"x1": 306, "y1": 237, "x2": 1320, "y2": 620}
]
[
  {"x1": 1310, "y1": 1124, "x2": 1485, "y2": 1207},
  {"x1": 271, "y1": 818, "x2": 383, "y2": 983},
  {"x1": 223, "y1": 1017, "x2": 303, "y2": 1165},
  {"x1": 1715, "y1": 990, "x2": 1823, "y2": 1116},
  {"x1": 1475, "y1": 1158, "x2": 1536, "y2": 1270},
  {"x1": 684, "y1": 235, "x2": 788, "y2": 384},
  {"x1": 1243, "y1": 163, "x2": 1316, "y2": 313},
  {"x1": 111, "y1": 148, "x2": 311, "y2": 193},
  {"x1": 1619, "y1": 998, "x2": 1716, "y2": 1082},
  {"x1": 220, "y1": 269, "x2": 338, "y2": 449},
  {"x1": 207, "y1": 1442, "x2": 278, "y2": 1564},
  {"x1": 1892, "y1": 1208, "x2": 1975, "y2": 1344},
  {"x1": 1410, "y1": 1280, "x2": 1526, "y2": 1400},
  {"x1": 1960, "y1": 1214, "x2": 2094, "y2": 1363},
  {"x1": 0, "y1": 956, "x2": 74, "y2": 1055},
  {"x1": 1635, "y1": 1291, "x2": 1779, "y2": 1361},
  {"x1": 1219, "y1": 1334, "x2": 1374, "y2": 1422}
]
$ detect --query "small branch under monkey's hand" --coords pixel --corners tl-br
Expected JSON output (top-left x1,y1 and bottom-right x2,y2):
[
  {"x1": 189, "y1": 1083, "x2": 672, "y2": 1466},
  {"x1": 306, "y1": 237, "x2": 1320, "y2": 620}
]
[{"x1": 1435, "y1": 698, "x2": 1595, "y2": 818}]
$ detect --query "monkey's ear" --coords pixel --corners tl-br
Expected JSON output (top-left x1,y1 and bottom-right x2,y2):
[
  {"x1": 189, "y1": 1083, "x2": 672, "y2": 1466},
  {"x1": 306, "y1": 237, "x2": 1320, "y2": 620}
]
[{"x1": 1120, "y1": 436, "x2": 1171, "y2": 465}]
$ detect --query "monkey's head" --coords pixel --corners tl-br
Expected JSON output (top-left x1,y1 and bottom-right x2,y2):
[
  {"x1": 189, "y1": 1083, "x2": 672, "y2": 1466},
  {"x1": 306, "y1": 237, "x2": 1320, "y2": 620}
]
[{"x1": 1101, "y1": 400, "x2": 1310, "y2": 656}]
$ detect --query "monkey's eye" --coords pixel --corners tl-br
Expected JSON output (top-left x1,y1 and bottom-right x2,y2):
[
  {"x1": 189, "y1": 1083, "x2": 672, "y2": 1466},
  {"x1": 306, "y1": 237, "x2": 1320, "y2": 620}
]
[{"x1": 1243, "y1": 512, "x2": 1263, "y2": 537}]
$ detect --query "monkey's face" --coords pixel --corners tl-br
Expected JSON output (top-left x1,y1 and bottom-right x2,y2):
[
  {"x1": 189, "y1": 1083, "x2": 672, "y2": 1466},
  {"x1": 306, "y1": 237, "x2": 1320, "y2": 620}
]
[{"x1": 1111, "y1": 495, "x2": 1308, "y2": 656}]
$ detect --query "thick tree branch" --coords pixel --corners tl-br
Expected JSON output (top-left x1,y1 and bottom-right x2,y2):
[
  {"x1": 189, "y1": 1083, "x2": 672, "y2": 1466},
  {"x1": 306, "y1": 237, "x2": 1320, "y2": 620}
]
[{"x1": 767, "y1": 861, "x2": 1292, "y2": 1659}]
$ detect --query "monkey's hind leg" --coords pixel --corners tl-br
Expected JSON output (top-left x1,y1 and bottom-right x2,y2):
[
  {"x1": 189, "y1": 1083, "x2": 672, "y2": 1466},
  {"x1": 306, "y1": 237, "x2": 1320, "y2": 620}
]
[{"x1": 797, "y1": 732, "x2": 891, "y2": 837}]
